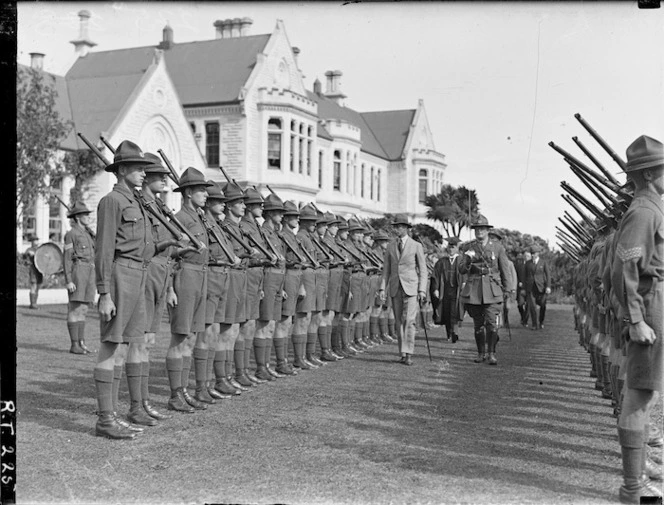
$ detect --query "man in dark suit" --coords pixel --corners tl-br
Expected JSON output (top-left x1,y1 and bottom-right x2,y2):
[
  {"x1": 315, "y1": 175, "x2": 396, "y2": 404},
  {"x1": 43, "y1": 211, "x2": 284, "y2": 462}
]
[
  {"x1": 515, "y1": 250, "x2": 531, "y2": 326},
  {"x1": 380, "y1": 214, "x2": 427, "y2": 366},
  {"x1": 525, "y1": 245, "x2": 550, "y2": 330},
  {"x1": 431, "y1": 237, "x2": 463, "y2": 343}
]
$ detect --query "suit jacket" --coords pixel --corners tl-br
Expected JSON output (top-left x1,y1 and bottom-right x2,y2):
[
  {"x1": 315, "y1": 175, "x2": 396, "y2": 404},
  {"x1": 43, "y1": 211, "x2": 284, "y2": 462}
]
[
  {"x1": 515, "y1": 258, "x2": 527, "y2": 288},
  {"x1": 525, "y1": 258, "x2": 549, "y2": 293},
  {"x1": 431, "y1": 255, "x2": 465, "y2": 322},
  {"x1": 382, "y1": 236, "x2": 427, "y2": 297}
]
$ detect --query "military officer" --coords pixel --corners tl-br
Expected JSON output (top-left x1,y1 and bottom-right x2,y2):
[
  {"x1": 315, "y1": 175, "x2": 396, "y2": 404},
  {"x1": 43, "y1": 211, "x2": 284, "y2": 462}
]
[
  {"x1": 611, "y1": 135, "x2": 664, "y2": 503},
  {"x1": 63, "y1": 202, "x2": 96, "y2": 354},
  {"x1": 93, "y1": 140, "x2": 155, "y2": 439},
  {"x1": 458, "y1": 214, "x2": 510, "y2": 365}
]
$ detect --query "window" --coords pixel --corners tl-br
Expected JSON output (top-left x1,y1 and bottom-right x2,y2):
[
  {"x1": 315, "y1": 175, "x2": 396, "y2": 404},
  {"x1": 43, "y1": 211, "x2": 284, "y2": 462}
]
[
  {"x1": 307, "y1": 126, "x2": 314, "y2": 176},
  {"x1": 345, "y1": 151, "x2": 351, "y2": 193},
  {"x1": 318, "y1": 151, "x2": 323, "y2": 189},
  {"x1": 377, "y1": 168, "x2": 381, "y2": 201},
  {"x1": 370, "y1": 167, "x2": 374, "y2": 200},
  {"x1": 333, "y1": 151, "x2": 341, "y2": 191},
  {"x1": 360, "y1": 164, "x2": 365, "y2": 198},
  {"x1": 290, "y1": 120, "x2": 297, "y2": 172},
  {"x1": 189, "y1": 122, "x2": 196, "y2": 133},
  {"x1": 205, "y1": 122, "x2": 220, "y2": 167},
  {"x1": 267, "y1": 118, "x2": 282, "y2": 170},
  {"x1": 419, "y1": 169, "x2": 428, "y2": 204}
]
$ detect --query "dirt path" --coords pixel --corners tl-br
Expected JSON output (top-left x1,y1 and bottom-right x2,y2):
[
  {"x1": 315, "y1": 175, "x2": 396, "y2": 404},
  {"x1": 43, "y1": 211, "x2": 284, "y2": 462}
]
[{"x1": 15, "y1": 304, "x2": 644, "y2": 504}]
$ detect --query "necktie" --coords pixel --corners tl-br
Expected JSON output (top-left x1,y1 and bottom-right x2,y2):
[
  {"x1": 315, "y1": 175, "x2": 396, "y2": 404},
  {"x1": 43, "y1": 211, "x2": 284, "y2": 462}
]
[{"x1": 398, "y1": 239, "x2": 403, "y2": 255}]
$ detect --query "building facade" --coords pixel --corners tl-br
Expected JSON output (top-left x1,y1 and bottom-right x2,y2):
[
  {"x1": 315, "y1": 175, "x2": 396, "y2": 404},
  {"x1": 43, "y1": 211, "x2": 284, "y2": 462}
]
[{"x1": 18, "y1": 12, "x2": 447, "y2": 251}]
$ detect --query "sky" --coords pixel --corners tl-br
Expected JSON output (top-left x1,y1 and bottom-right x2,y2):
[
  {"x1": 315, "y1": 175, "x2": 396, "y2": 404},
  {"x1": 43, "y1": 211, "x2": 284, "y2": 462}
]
[{"x1": 16, "y1": 1, "x2": 664, "y2": 247}]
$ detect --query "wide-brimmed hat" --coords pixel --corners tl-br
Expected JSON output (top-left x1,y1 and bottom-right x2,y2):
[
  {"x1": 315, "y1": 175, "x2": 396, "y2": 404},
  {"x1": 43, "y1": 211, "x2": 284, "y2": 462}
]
[
  {"x1": 26, "y1": 233, "x2": 39, "y2": 242},
  {"x1": 625, "y1": 135, "x2": 664, "y2": 172},
  {"x1": 315, "y1": 210, "x2": 329, "y2": 226},
  {"x1": 67, "y1": 201, "x2": 92, "y2": 218},
  {"x1": 299, "y1": 203, "x2": 318, "y2": 222},
  {"x1": 336, "y1": 215, "x2": 348, "y2": 230},
  {"x1": 105, "y1": 140, "x2": 153, "y2": 172},
  {"x1": 142, "y1": 153, "x2": 170, "y2": 175},
  {"x1": 470, "y1": 214, "x2": 494, "y2": 229},
  {"x1": 373, "y1": 230, "x2": 389, "y2": 242},
  {"x1": 173, "y1": 167, "x2": 213, "y2": 192},
  {"x1": 222, "y1": 182, "x2": 247, "y2": 203},
  {"x1": 244, "y1": 187, "x2": 264, "y2": 205},
  {"x1": 347, "y1": 218, "x2": 365, "y2": 233},
  {"x1": 206, "y1": 180, "x2": 226, "y2": 201},
  {"x1": 325, "y1": 212, "x2": 340, "y2": 226},
  {"x1": 392, "y1": 213, "x2": 412, "y2": 227},
  {"x1": 263, "y1": 193, "x2": 285, "y2": 212},
  {"x1": 283, "y1": 200, "x2": 300, "y2": 217},
  {"x1": 447, "y1": 236, "x2": 461, "y2": 246},
  {"x1": 489, "y1": 230, "x2": 503, "y2": 240},
  {"x1": 530, "y1": 244, "x2": 542, "y2": 254}
]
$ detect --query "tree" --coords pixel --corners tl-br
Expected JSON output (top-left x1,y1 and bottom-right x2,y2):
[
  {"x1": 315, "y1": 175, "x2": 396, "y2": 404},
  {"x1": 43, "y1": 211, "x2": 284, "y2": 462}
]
[
  {"x1": 63, "y1": 150, "x2": 104, "y2": 204},
  {"x1": 425, "y1": 185, "x2": 480, "y2": 238},
  {"x1": 412, "y1": 223, "x2": 443, "y2": 246},
  {"x1": 17, "y1": 66, "x2": 71, "y2": 223}
]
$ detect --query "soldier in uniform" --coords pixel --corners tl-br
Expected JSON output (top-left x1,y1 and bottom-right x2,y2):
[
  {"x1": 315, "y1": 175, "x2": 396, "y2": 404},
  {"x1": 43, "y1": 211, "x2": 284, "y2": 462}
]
[
  {"x1": 321, "y1": 212, "x2": 348, "y2": 358},
  {"x1": 332, "y1": 217, "x2": 361, "y2": 357},
  {"x1": 431, "y1": 237, "x2": 463, "y2": 343},
  {"x1": 611, "y1": 135, "x2": 664, "y2": 503},
  {"x1": 23, "y1": 234, "x2": 43, "y2": 309},
  {"x1": 458, "y1": 214, "x2": 510, "y2": 365},
  {"x1": 63, "y1": 202, "x2": 96, "y2": 354},
  {"x1": 93, "y1": 140, "x2": 155, "y2": 439},
  {"x1": 380, "y1": 214, "x2": 428, "y2": 366},
  {"x1": 345, "y1": 218, "x2": 374, "y2": 352},
  {"x1": 362, "y1": 227, "x2": 384, "y2": 345},
  {"x1": 165, "y1": 168, "x2": 212, "y2": 412},
  {"x1": 371, "y1": 229, "x2": 396, "y2": 344}
]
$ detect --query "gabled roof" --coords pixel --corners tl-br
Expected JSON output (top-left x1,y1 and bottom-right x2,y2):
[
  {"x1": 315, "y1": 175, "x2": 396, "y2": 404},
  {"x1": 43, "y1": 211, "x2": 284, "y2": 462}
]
[
  {"x1": 18, "y1": 64, "x2": 77, "y2": 151},
  {"x1": 361, "y1": 109, "x2": 416, "y2": 161},
  {"x1": 66, "y1": 34, "x2": 270, "y2": 106},
  {"x1": 307, "y1": 91, "x2": 416, "y2": 161}
]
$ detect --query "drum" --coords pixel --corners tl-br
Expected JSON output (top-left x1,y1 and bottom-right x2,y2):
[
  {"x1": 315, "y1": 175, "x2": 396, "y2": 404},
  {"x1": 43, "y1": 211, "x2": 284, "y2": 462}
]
[{"x1": 34, "y1": 242, "x2": 63, "y2": 276}]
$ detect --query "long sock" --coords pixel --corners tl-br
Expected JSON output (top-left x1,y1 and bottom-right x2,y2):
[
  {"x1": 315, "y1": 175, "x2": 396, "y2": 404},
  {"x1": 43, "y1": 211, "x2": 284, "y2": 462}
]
[
  {"x1": 339, "y1": 320, "x2": 349, "y2": 347},
  {"x1": 112, "y1": 365, "x2": 123, "y2": 412},
  {"x1": 379, "y1": 317, "x2": 388, "y2": 336},
  {"x1": 388, "y1": 318, "x2": 396, "y2": 337},
  {"x1": 326, "y1": 325, "x2": 333, "y2": 350},
  {"x1": 225, "y1": 349, "x2": 235, "y2": 377},
  {"x1": 274, "y1": 337, "x2": 285, "y2": 364},
  {"x1": 370, "y1": 316, "x2": 379, "y2": 336},
  {"x1": 284, "y1": 335, "x2": 292, "y2": 362},
  {"x1": 306, "y1": 332, "x2": 317, "y2": 356},
  {"x1": 253, "y1": 339, "x2": 267, "y2": 367},
  {"x1": 213, "y1": 351, "x2": 226, "y2": 382},
  {"x1": 207, "y1": 348, "x2": 215, "y2": 382},
  {"x1": 78, "y1": 321, "x2": 86, "y2": 341},
  {"x1": 362, "y1": 320, "x2": 370, "y2": 338},
  {"x1": 244, "y1": 342, "x2": 252, "y2": 370},
  {"x1": 141, "y1": 361, "x2": 150, "y2": 402},
  {"x1": 330, "y1": 325, "x2": 340, "y2": 350},
  {"x1": 125, "y1": 362, "x2": 143, "y2": 408},
  {"x1": 193, "y1": 347, "x2": 208, "y2": 387},
  {"x1": 292, "y1": 334, "x2": 305, "y2": 359},
  {"x1": 265, "y1": 339, "x2": 274, "y2": 368},
  {"x1": 94, "y1": 368, "x2": 115, "y2": 414},
  {"x1": 234, "y1": 340, "x2": 245, "y2": 374},
  {"x1": 354, "y1": 323, "x2": 363, "y2": 343},
  {"x1": 474, "y1": 329, "x2": 485, "y2": 354},
  {"x1": 67, "y1": 321, "x2": 79, "y2": 343},
  {"x1": 318, "y1": 327, "x2": 327, "y2": 350},
  {"x1": 166, "y1": 357, "x2": 182, "y2": 393},
  {"x1": 181, "y1": 356, "x2": 192, "y2": 390}
]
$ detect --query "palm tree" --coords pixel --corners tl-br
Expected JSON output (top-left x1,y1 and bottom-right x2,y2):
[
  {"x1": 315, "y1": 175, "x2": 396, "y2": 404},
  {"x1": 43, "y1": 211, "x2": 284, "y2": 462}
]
[{"x1": 425, "y1": 184, "x2": 480, "y2": 238}]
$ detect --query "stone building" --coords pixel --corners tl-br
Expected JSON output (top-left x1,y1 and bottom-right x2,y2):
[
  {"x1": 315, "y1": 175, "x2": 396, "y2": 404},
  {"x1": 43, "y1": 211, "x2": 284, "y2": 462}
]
[{"x1": 18, "y1": 11, "x2": 446, "y2": 251}]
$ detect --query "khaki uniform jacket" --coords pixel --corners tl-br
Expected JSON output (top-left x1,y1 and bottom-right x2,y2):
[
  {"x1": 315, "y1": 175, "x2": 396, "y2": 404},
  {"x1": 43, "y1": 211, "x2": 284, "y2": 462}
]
[{"x1": 458, "y1": 238, "x2": 510, "y2": 305}]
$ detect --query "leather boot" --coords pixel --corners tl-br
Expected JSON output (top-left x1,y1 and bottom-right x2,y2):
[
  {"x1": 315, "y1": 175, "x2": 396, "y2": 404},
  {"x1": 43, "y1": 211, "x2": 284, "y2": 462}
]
[
  {"x1": 276, "y1": 361, "x2": 297, "y2": 375},
  {"x1": 143, "y1": 400, "x2": 172, "y2": 420},
  {"x1": 645, "y1": 458, "x2": 663, "y2": 481},
  {"x1": 234, "y1": 369, "x2": 255, "y2": 388},
  {"x1": 194, "y1": 385, "x2": 217, "y2": 404},
  {"x1": 255, "y1": 365, "x2": 274, "y2": 381},
  {"x1": 487, "y1": 352, "x2": 497, "y2": 365},
  {"x1": 320, "y1": 349, "x2": 339, "y2": 362},
  {"x1": 382, "y1": 333, "x2": 396, "y2": 344},
  {"x1": 293, "y1": 357, "x2": 312, "y2": 370},
  {"x1": 648, "y1": 424, "x2": 664, "y2": 448},
  {"x1": 618, "y1": 428, "x2": 655, "y2": 504},
  {"x1": 474, "y1": 347, "x2": 486, "y2": 363},
  {"x1": 302, "y1": 356, "x2": 320, "y2": 369},
  {"x1": 95, "y1": 412, "x2": 136, "y2": 440},
  {"x1": 70, "y1": 339, "x2": 86, "y2": 355},
  {"x1": 128, "y1": 404, "x2": 158, "y2": 426},
  {"x1": 362, "y1": 335, "x2": 375, "y2": 348},
  {"x1": 167, "y1": 389, "x2": 195, "y2": 413},
  {"x1": 345, "y1": 343, "x2": 359, "y2": 355},
  {"x1": 266, "y1": 364, "x2": 287, "y2": 378},
  {"x1": 214, "y1": 377, "x2": 242, "y2": 396},
  {"x1": 354, "y1": 338, "x2": 368, "y2": 350},
  {"x1": 330, "y1": 349, "x2": 345, "y2": 359},
  {"x1": 228, "y1": 375, "x2": 250, "y2": 392},
  {"x1": 308, "y1": 354, "x2": 326, "y2": 366},
  {"x1": 207, "y1": 383, "x2": 231, "y2": 400},
  {"x1": 79, "y1": 340, "x2": 94, "y2": 353},
  {"x1": 113, "y1": 413, "x2": 144, "y2": 432},
  {"x1": 182, "y1": 388, "x2": 208, "y2": 410},
  {"x1": 245, "y1": 369, "x2": 267, "y2": 384}
]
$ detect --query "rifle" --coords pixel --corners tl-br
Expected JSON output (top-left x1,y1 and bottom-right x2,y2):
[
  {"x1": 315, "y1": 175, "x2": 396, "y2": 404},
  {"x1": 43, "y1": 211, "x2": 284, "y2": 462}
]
[
  {"x1": 568, "y1": 165, "x2": 613, "y2": 210},
  {"x1": 561, "y1": 182, "x2": 615, "y2": 226},
  {"x1": 557, "y1": 219, "x2": 587, "y2": 244},
  {"x1": 197, "y1": 208, "x2": 236, "y2": 263},
  {"x1": 78, "y1": 133, "x2": 111, "y2": 165},
  {"x1": 571, "y1": 135, "x2": 622, "y2": 188},
  {"x1": 574, "y1": 113, "x2": 626, "y2": 176},
  {"x1": 157, "y1": 149, "x2": 184, "y2": 186},
  {"x1": 99, "y1": 135, "x2": 116, "y2": 155},
  {"x1": 276, "y1": 230, "x2": 308, "y2": 265},
  {"x1": 561, "y1": 214, "x2": 593, "y2": 241},
  {"x1": 570, "y1": 166, "x2": 627, "y2": 221},
  {"x1": 562, "y1": 194, "x2": 597, "y2": 230},
  {"x1": 295, "y1": 236, "x2": 320, "y2": 269},
  {"x1": 556, "y1": 233, "x2": 583, "y2": 257},
  {"x1": 555, "y1": 226, "x2": 583, "y2": 249}
]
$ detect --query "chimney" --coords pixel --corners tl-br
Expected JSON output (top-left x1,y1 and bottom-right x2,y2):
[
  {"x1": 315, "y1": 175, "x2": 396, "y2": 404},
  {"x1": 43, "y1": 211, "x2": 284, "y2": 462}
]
[
  {"x1": 231, "y1": 18, "x2": 241, "y2": 37},
  {"x1": 69, "y1": 10, "x2": 97, "y2": 57},
  {"x1": 157, "y1": 24, "x2": 174, "y2": 50},
  {"x1": 239, "y1": 17, "x2": 253, "y2": 36},
  {"x1": 214, "y1": 20, "x2": 224, "y2": 39},
  {"x1": 29, "y1": 52, "x2": 45, "y2": 70},
  {"x1": 324, "y1": 70, "x2": 346, "y2": 105},
  {"x1": 313, "y1": 78, "x2": 322, "y2": 95}
]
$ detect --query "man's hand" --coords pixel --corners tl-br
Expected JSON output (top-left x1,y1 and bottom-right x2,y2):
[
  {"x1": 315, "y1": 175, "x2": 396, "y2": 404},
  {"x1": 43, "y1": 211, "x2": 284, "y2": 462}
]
[
  {"x1": 433, "y1": 289, "x2": 440, "y2": 299},
  {"x1": 378, "y1": 288, "x2": 386, "y2": 302},
  {"x1": 166, "y1": 287, "x2": 177, "y2": 308},
  {"x1": 98, "y1": 293, "x2": 116, "y2": 322},
  {"x1": 171, "y1": 245, "x2": 198, "y2": 259},
  {"x1": 233, "y1": 255, "x2": 242, "y2": 267},
  {"x1": 545, "y1": 287, "x2": 551, "y2": 295},
  {"x1": 629, "y1": 320, "x2": 657, "y2": 345},
  {"x1": 66, "y1": 282, "x2": 76, "y2": 294},
  {"x1": 259, "y1": 289, "x2": 265, "y2": 300},
  {"x1": 282, "y1": 290, "x2": 288, "y2": 301},
  {"x1": 465, "y1": 250, "x2": 476, "y2": 258},
  {"x1": 417, "y1": 291, "x2": 426, "y2": 304},
  {"x1": 298, "y1": 285, "x2": 306, "y2": 299}
]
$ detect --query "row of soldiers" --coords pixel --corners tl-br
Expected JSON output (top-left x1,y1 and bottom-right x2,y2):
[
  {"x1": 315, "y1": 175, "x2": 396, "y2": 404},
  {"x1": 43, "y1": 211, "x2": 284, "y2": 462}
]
[
  {"x1": 557, "y1": 134, "x2": 663, "y2": 504},
  {"x1": 69, "y1": 140, "x2": 402, "y2": 440}
]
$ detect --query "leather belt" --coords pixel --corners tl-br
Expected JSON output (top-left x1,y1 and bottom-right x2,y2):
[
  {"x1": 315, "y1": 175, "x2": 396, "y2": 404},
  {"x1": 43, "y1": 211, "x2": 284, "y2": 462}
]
[
  {"x1": 265, "y1": 267, "x2": 286, "y2": 274},
  {"x1": 114, "y1": 257, "x2": 150, "y2": 270},
  {"x1": 73, "y1": 258, "x2": 93, "y2": 264},
  {"x1": 208, "y1": 265, "x2": 230, "y2": 273},
  {"x1": 470, "y1": 266, "x2": 494, "y2": 275},
  {"x1": 150, "y1": 255, "x2": 172, "y2": 266},
  {"x1": 180, "y1": 262, "x2": 207, "y2": 272}
]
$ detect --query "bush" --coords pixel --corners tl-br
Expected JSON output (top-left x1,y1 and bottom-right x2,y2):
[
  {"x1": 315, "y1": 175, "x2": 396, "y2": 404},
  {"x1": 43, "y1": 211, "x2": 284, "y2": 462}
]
[{"x1": 16, "y1": 254, "x2": 66, "y2": 289}]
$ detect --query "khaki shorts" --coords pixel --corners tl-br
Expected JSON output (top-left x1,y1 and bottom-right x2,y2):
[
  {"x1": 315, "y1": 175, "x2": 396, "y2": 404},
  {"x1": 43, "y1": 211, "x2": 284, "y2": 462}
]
[
  {"x1": 325, "y1": 267, "x2": 344, "y2": 312},
  {"x1": 69, "y1": 261, "x2": 96, "y2": 304},
  {"x1": 169, "y1": 263, "x2": 207, "y2": 335},
  {"x1": 245, "y1": 266, "x2": 263, "y2": 321},
  {"x1": 224, "y1": 269, "x2": 247, "y2": 324},
  {"x1": 295, "y1": 268, "x2": 316, "y2": 314},
  {"x1": 259, "y1": 267, "x2": 285, "y2": 321},
  {"x1": 282, "y1": 269, "x2": 302, "y2": 317},
  {"x1": 314, "y1": 267, "x2": 328, "y2": 312},
  {"x1": 144, "y1": 257, "x2": 172, "y2": 333},
  {"x1": 206, "y1": 266, "x2": 230, "y2": 325}
]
